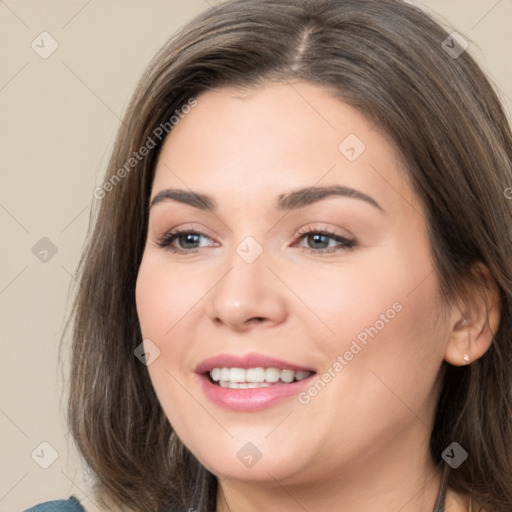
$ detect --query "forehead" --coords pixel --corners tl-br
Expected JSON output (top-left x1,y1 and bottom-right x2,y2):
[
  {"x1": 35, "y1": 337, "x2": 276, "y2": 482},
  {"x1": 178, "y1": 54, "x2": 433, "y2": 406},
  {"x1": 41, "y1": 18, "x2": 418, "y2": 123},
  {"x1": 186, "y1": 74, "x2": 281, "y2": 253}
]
[{"x1": 150, "y1": 81, "x2": 421, "y2": 216}]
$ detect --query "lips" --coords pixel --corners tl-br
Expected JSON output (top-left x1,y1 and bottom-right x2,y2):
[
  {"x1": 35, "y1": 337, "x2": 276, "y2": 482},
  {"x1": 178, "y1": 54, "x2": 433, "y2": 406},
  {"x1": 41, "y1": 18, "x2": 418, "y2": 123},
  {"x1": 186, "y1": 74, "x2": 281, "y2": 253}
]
[
  {"x1": 194, "y1": 352, "x2": 316, "y2": 375},
  {"x1": 193, "y1": 352, "x2": 318, "y2": 411}
]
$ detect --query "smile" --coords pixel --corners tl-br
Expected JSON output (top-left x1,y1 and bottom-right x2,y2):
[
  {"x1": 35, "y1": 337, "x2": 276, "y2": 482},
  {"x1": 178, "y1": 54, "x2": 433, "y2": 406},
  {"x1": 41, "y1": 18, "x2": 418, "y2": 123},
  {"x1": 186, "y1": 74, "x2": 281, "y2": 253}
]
[{"x1": 209, "y1": 367, "x2": 313, "y2": 388}]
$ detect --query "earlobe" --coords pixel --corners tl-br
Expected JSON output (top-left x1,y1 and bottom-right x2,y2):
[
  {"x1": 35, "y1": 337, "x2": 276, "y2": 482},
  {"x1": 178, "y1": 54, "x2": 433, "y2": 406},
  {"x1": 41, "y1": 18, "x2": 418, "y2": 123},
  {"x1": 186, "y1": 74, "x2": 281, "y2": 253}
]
[
  {"x1": 443, "y1": 262, "x2": 501, "y2": 367},
  {"x1": 444, "y1": 316, "x2": 473, "y2": 366}
]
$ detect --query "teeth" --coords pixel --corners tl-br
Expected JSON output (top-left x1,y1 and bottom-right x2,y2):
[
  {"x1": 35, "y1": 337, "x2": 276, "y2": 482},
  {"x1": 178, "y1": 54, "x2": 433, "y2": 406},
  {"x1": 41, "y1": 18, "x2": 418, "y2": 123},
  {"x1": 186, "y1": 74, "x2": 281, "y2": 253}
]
[
  {"x1": 295, "y1": 371, "x2": 312, "y2": 381},
  {"x1": 281, "y1": 369, "x2": 295, "y2": 383},
  {"x1": 208, "y1": 367, "x2": 313, "y2": 386},
  {"x1": 265, "y1": 368, "x2": 281, "y2": 382},
  {"x1": 226, "y1": 381, "x2": 272, "y2": 389},
  {"x1": 246, "y1": 367, "x2": 266, "y2": 382},
  {"x1": 230, "y1": 368, "x2": 245, "y2": 382}
]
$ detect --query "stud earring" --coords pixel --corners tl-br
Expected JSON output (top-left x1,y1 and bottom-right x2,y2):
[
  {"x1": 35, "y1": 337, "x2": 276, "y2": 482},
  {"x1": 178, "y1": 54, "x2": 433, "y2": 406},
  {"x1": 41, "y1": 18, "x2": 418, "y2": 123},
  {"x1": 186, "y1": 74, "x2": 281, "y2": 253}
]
[{"x1": 462, "y1": 353, "x2": 470, "y2": 363}]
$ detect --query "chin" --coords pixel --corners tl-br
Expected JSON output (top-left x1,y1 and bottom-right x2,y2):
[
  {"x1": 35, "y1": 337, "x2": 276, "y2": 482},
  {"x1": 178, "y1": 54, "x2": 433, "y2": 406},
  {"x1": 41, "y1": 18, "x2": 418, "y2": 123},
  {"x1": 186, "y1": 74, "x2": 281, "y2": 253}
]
[{"x1": 190, "y1": 438, "x2": 308, "y2": 483}]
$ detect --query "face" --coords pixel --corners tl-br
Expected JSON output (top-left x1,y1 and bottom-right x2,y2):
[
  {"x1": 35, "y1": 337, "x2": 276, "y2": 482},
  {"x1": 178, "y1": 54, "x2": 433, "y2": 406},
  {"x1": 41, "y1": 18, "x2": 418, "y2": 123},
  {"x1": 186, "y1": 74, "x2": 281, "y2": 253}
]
[{"x1": 135, "y1": 81, "x2": 451, "y2": 486}]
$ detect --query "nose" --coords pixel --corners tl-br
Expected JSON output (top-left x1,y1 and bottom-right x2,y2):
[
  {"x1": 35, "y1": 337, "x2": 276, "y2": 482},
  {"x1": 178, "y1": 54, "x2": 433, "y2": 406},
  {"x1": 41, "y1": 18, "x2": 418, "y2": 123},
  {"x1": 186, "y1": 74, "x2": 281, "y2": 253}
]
[{"x1": 207, "y1": 247, "x2": 287, "y2": 332}]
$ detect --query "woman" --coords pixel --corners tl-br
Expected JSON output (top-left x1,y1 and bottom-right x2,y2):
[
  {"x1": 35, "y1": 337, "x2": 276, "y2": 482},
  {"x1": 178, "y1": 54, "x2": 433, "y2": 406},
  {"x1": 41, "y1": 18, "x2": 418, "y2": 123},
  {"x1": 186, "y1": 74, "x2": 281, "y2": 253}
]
[{"x1": 25, "y1": 0, "x2": 512, "y2": 511}]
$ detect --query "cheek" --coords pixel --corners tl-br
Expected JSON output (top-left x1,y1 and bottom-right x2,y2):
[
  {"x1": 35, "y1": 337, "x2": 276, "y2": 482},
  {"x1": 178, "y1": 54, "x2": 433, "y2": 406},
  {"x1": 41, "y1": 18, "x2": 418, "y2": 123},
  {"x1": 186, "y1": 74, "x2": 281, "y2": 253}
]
[
  {"x1": 295, "y1": 244, "x2": 437, "y2": 354},
  {"x1": 136, "y1": 261, "x2": 168, "y2": 343},
  {"x1": 308, "y1": 241, "x2": 446, "y2": 421},
  {"x1": 135, "y1": 257, "x2": 198, "y2": 430},
  {"x1": 135, "y1": 253, "x2": 205, "y2": 343}
]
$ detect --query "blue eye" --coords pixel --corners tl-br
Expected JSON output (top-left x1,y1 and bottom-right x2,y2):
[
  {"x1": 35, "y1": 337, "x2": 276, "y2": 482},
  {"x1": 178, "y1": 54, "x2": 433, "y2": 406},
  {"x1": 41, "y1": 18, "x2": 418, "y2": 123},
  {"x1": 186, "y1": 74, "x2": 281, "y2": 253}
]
[
  {"x1": 294, "y1": 227, "x2": 356, "y2": 254},
  {"x1": 155, "y1": 228, "x2": 356, "y2": 255},
  {"x1": 155, "y1": 229, "x2": 213, "y2": 253}
]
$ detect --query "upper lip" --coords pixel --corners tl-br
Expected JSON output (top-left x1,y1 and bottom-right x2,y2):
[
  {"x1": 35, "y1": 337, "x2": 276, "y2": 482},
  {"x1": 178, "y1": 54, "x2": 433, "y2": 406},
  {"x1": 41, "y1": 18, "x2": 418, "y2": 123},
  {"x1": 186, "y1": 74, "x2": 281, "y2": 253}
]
[{"x1": 195, "y1": 352, "x2": 316, "y2": 374}]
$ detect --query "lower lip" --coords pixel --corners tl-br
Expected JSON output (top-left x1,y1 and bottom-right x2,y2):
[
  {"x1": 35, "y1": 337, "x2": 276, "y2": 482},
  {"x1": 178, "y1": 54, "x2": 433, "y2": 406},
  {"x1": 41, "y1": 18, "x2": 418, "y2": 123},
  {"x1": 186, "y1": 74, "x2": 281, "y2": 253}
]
[{"x1": 197, "y1": 373, "x2": 317, "y2": 412}]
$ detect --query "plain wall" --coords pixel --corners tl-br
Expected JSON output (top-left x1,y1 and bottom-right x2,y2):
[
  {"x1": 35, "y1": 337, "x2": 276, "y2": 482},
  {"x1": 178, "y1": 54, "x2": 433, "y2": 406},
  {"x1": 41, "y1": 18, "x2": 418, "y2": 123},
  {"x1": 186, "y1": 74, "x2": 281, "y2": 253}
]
[{"x1": 1, "y1": 1, "x2": 510, "y2": 511}]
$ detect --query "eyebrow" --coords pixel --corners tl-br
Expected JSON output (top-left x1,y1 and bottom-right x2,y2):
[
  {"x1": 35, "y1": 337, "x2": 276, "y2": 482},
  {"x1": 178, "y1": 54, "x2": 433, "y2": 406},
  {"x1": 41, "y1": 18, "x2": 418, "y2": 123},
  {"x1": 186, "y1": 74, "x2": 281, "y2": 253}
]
[{"x1": 148, "y1": 185, "x2": 384, "y2": 212}]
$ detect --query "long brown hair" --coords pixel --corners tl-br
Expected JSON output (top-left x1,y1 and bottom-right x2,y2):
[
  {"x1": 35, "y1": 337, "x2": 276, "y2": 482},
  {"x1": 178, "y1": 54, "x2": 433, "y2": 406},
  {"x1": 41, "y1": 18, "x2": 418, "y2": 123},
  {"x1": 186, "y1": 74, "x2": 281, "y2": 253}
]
[{"x1": 61, "y1": 0, "x2": 512, "y2": 510}]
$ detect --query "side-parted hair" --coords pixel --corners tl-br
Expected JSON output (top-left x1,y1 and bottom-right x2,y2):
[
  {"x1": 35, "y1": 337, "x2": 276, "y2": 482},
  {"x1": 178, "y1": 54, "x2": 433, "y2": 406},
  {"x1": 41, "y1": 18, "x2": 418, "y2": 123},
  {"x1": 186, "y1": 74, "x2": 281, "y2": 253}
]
[{"x1": 61, "y1": 0, "x2": 512, "y2": 511}]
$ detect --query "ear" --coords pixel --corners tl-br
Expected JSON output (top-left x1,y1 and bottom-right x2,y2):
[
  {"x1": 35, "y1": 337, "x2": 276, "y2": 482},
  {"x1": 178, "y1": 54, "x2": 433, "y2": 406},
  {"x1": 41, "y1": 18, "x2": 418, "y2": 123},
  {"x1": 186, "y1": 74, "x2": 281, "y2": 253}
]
[{"x1": 444, "y1": 262, "x2": 501, "y2": 366}]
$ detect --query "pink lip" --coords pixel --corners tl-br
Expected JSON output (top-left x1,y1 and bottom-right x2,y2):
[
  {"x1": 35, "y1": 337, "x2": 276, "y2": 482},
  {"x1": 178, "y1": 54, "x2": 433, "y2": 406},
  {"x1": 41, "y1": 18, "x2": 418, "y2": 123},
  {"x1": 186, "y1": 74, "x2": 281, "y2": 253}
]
[
  {"x1": 194, "y1": 352, "x2": 317, "y2": 412},
  {"x1": 194, "y1": 352, "x2": 316, "y2": 374},
  {"x1": 196, "y1": 373, "x2": 317, "y2": 412}
]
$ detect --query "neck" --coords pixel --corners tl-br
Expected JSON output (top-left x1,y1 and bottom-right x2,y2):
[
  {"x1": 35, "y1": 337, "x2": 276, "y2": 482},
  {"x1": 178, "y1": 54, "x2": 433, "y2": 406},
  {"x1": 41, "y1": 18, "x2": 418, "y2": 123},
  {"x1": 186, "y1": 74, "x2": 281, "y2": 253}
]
[{"x1": 215, "y1": 433, "x2": 444, "y2": 512}]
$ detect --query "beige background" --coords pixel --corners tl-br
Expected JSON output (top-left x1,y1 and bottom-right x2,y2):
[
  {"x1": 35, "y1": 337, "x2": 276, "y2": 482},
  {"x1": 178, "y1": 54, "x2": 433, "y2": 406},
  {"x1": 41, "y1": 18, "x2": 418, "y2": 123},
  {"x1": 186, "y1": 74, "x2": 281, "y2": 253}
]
[{"x1": 1, "y1": 1, "x2": 511, "y2": 511}]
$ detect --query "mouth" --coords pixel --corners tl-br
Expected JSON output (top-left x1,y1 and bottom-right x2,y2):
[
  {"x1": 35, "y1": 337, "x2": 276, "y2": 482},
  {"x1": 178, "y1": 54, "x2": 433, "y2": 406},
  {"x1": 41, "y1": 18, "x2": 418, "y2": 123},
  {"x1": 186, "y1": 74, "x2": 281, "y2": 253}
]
[
  {"x1": 205, "y1": 367, "x2": 315, "y2": 388},
  {"x1": 194, "y1": 353, "x2": 317, "y2": 411}
]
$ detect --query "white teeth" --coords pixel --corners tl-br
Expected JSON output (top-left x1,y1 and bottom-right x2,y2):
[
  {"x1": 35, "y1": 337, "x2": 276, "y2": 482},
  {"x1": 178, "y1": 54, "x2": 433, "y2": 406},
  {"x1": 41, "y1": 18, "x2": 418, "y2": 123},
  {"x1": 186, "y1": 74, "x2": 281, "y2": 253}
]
[
  {"x1": 281, "y1": 370, "x2": 295, "y2": 383},
  {"x1": 247, "y1": 382, "x2": 267, "y2": 388},
  {"x1": 229, "y1": 368, "x2": 246, "y2": 382},
  {"x1": 211, "y1": 368, "x2": 221, "y2": 381},
  {"x1": 265, "y1": 368, "x2": 281, "y2": 382},
  {"x1": 246, "y1": 367, "x2": 266, "y2": 382},
  {"x1": 208, "y1": 366, "x2": 313, "y2": 386},
  {"x1": 226, "y1": 381, "x2": 272, "y2": 389},
  {"x1": 295, "y1": 371, "x2": 311, "y2": 381}
]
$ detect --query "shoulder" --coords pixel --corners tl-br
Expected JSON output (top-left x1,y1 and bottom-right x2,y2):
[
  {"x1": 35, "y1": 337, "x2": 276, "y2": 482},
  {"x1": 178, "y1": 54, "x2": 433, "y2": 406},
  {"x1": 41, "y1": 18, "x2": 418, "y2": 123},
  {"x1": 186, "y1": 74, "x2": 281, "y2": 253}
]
[{"x1": 23, "y1": 495, "x2": 86, "y2": 512}]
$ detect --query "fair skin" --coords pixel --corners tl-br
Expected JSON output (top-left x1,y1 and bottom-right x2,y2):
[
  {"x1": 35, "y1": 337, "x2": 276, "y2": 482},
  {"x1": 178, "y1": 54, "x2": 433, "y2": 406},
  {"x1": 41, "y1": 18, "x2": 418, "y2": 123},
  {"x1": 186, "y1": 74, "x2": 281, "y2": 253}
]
[{"x1": 135, "y1": 81, "x2": 499, "y2": 512}]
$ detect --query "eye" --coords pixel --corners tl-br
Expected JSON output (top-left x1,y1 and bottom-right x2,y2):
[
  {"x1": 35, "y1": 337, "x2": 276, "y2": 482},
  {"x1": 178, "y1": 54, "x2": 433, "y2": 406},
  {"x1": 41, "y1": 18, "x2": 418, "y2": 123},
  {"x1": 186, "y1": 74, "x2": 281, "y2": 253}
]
[
  {"x1": 154, "y1": 226, "x2": 356, "y2": 255},
  {"x1": 293, "y1": 226, "x2": 356, "y2": 254},
  {"x1": 155, "y1": 228, "x2": 216, "y2": 254}
]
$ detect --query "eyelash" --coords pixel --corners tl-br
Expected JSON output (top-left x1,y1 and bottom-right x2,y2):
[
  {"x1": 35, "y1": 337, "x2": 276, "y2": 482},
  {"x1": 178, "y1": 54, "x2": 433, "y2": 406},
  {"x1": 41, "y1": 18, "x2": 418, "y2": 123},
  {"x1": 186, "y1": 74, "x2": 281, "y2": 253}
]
[{"x1": 155, "y1": 226, "x2": 356, "y2": 255}]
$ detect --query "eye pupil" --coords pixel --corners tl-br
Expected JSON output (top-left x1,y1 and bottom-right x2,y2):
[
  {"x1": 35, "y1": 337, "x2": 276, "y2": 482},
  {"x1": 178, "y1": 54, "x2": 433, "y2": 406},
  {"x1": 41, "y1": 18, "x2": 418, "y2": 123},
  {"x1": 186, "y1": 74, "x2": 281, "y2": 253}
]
[
  {"x1": 180, "y1": 234, "x2": 200, "y2": 248},
  {"x1": 309, "y1": 234, "x2": 328, "y2": 248}
]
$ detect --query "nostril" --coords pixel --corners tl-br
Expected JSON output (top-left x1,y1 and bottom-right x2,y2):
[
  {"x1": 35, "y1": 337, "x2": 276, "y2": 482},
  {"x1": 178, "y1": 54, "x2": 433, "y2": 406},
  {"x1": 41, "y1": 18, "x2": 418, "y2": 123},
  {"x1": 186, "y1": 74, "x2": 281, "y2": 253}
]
[{"x1": 248, "y1": 317, "x2": 266, "y2": 324}]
